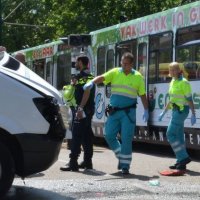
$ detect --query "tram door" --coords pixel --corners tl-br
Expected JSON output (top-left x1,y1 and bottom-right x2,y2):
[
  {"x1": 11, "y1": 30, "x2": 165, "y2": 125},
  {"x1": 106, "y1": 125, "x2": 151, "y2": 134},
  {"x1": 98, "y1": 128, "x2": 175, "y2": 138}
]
[
  {"x1": 136, "y1": 37, "x2": 148, "y2": 126},
  {"x1": 44, "y1": 57, "x2": 53, "y2": 85},
  {"x1": 93, "y1": 44, "x2": 115, "y2": 137}
]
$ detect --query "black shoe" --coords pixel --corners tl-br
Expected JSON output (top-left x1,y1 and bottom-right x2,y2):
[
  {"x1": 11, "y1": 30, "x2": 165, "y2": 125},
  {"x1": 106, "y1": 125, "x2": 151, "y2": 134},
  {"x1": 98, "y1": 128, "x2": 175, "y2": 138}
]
[
  {"x1": 169, "y1": 157, "x2": 191, "y2": 170},
  {"x1": 169, "y1": 163, "x2": 179, "y2": 170},
  {"x1": 79, "y1": 161, "x2": 93, "y2": 169},
  {"x1": 180, "y1": 157, "x2": 191, "y2": 165},
  {"x1": 118, "y1": 161, "x2": 121, "y2": 170},
  {"x1": 121, "y1": 168, "x2": 129, "y2": 175},
  {"x1": 60, "y1": 166, "x2": 79, "y2": 172},
  {"x1": 176, "y1": 163, "x2": 186, "y2": 170}
]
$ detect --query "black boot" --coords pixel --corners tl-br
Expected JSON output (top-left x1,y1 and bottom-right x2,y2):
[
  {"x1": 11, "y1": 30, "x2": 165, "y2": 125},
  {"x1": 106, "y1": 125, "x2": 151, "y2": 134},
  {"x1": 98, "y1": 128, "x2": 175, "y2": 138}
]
[
  {"x1": 60, "y1": 159, "x2": 79, "y2": 171},
  {"x1": 79, "y1": 160, "x2": 93, "y2": 169},
  {"x1": 169, "y1": 157, "x2": 191, "y2": 170}
]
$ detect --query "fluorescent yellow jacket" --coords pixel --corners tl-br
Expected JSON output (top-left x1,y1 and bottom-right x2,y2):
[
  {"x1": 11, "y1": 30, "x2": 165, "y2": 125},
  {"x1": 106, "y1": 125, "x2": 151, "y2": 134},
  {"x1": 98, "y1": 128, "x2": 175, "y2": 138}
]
[
  {"x1": 169, "y1": 77, "x2": 192, "y2": 110},
  {"x1": 103, "y1": 67, "x2": 146, "y2": 99},
  {"x1": 63, "y1": 85, "x2": 76, "y2": 107}
]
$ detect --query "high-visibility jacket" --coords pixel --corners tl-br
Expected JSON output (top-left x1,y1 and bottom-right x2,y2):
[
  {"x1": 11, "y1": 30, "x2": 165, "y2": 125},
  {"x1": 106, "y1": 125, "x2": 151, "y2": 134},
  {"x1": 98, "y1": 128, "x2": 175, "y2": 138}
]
[
  {"x1": 103, "y1": 67, "x2": 146, "y2": 106},
  {"x1": 63, "y1": 84, "x2": 76, "y2": 107},
  {"x1": 169, "y1": 77, "x2": 192, "y2": 111}
]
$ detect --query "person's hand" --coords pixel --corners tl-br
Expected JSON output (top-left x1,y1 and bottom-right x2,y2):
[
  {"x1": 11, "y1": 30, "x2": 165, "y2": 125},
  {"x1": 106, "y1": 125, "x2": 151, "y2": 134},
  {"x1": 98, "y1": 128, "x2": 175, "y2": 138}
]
[
  {"x1": 191, "y1": 114, "x2": 196, "y2": 126},
  {"x1": 143, "y1": 109, "x2": 149, "y2": 122},
  {"x1": 158, "y1": 111, "x2": 166, "y2": 121},
  {"x1": 83, "y1": 81, "x2": 94, "y2": 90}
]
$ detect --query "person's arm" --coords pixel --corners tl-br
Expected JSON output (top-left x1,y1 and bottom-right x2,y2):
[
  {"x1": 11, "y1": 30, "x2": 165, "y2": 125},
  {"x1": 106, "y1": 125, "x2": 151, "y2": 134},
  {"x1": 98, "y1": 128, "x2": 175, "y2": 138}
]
[
  {"x1": 140, "y1": 94, "x2": 148, "y2": 110},
  {"x1": 79, "y1": 89, "x2": 90, "y2": 109},
  {"x1": 76, "y1": 89, "x2": 91, "y2": 119},
  {"x1": 93, "y1": 75, "x2": 105, "y2": 84},
  {"x1": 188, "y1": 100, "x2": 195, "y2": 116},
  {"x1": 83, "y1": 75, "x2": 105, "y2": 90}
]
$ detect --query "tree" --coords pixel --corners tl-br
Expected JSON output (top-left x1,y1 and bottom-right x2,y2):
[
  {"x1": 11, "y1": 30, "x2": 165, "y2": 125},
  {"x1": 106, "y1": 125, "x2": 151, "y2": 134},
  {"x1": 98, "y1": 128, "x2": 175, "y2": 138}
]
[{"x1": 1, "y1": 0, "x2": 193, "y2": 52}]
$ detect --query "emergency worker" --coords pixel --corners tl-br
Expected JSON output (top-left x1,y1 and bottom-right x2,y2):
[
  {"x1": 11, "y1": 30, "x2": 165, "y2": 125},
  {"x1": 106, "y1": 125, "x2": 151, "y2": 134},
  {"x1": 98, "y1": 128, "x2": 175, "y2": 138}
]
[
  {"x1": 158, "y1": 62, "x2": 196, "y2": 171},
  {"x1": 14, "y1": 52, "x2": 26, "y2": 64},
  {"x1": 0, "y1": 46, "x2": 6, "y2": 52},
  {"x1": 83, "y1": 52, "x2": 149, "y2": 174},
  {"x1": 60, "y1": 55, "x2": 95, "y2": 171}
]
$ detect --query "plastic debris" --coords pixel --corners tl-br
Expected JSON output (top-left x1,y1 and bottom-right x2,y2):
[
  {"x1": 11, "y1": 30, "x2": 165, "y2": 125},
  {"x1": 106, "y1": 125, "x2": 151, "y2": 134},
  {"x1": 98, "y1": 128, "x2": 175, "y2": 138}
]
[{"x1": 149, "y1": 179, "x2": 160, "y2": 186}]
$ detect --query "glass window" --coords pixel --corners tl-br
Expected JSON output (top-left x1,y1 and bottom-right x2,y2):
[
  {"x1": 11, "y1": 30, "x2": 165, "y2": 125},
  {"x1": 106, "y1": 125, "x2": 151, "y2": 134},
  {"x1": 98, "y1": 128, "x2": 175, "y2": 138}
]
[
  {"x1": 57, "y1": 53, "x2": 71, "y2": 90},
  {"x1": 46, "y1": 61, "x2": 52, "y2": 84},
  {"x1": 106, "y1": 49, "x2": 114, "y2": 71},
  {"x1": 117, "y1": 40, "x2": 137, "y2": 67},
  {"x1": 177, "y1": 25, "x2": 200, "y2": 46},
  {"x1": 1, "y1": 54, "x2": 20, "y2": 70},
  {"x1": 149, "y1": 32, "x2": 173, "y2": 83},
  {"x1": 149, "y1": 52, "x2": 156, "y2": 83},
  {"x1": 33, "y1": 60, "x2": 45, "y2": 79},
  {"x1": 97, "y1": 47, "x2": 106, "y2": 75},
  {"x1": 138, "y1": 43, "x2": 147, "y2": 77},
  {"x1": 176, "y1": 25, "x2": 200, "y2": 80}
]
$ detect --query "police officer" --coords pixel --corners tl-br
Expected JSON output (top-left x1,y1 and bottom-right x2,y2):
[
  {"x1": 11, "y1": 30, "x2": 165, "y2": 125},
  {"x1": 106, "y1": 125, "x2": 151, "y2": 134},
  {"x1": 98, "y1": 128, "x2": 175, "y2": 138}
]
[
  {"x1": 159, "y1": 62, "x2": 196, "y2": 171},
  {"x1": 60, "y1": 55, "x2": 95, "y2": 171},
  {"x1": 84, "y1": 52, "x2": 149, "y2": 174}
]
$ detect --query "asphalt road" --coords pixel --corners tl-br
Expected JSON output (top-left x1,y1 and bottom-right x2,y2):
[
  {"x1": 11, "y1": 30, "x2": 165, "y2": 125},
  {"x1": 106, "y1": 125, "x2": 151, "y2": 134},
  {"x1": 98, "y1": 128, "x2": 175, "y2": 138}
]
[{"x1": 4, "y1": 141, "x2": 200, "y2": 200}]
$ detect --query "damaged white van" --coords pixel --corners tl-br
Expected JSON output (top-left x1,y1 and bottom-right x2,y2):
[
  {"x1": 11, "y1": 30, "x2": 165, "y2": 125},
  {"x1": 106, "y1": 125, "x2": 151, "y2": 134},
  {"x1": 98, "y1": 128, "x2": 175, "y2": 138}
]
[{"x1": 0, "y1": 51, "x2": 67, "y2": 196}]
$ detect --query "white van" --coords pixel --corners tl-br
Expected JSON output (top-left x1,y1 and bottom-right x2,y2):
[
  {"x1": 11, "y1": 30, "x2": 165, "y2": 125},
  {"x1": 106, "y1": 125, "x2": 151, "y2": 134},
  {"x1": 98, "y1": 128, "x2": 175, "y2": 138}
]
[{"x1": 0, "y1": 52, "x2": 67, "y2": 196}]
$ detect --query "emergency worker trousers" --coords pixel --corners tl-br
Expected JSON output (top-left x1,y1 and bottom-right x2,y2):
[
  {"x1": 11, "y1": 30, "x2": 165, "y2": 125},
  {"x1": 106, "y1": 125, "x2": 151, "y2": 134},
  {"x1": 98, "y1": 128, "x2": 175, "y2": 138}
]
[
  {"x1": 104, "y1": 108, "x2": 136, "y2": 170},
  {"x1": 70, "y1": 114, "x2": 93, "y2": 165},
  {"x1": 166, "y1": 106, "x2": 189, "y2": 162}
]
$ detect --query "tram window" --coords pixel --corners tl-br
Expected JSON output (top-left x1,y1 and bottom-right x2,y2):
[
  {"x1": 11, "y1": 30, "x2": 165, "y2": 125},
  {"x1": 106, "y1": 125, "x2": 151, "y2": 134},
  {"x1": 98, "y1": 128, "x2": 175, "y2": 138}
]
[
  {"x1": 149, "y1": 53, "x2": 156, "y2": 83},
  {"x1": 158, "y1": 50, "x2": 171, "y2": 82},
  {"x1": 177, "y1": 25, "x2": 200, "y2": 46},
  {"x1": 176, "y1": 46, "x2": 200, "y2": 80},
  {"x1": 138, "y1": 43, "x2": 147, "y2": 77},
  {"x1": 57, "y1": 53, "x2": 71, "y2": 90},
  {"x1": 106, "y1": 49, "x2": 114, "y2": 71},
  {"x1": 34, "y1": 60, "x2": 45, "y2": 79},
  {"x1": 176, "y1": 25, "x2": 200, "y2": 80},
  {"x1": 97, "y1": 47, "x2": 106, "y2": 75},
  {"x1": 149, "y1": 32, "x2": 173, "y2": 83},
  {"x1": 117, "y1": 40, "x2": 137, "y2": 67},
  {"x1": 46, "y1": 61, "x2": 52, "y2": 84}
]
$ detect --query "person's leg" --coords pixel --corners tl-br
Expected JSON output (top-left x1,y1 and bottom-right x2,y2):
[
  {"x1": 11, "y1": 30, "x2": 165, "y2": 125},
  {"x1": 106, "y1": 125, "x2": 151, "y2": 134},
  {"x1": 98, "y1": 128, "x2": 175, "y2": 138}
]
[
  {"x1": 119, "y1": 109, "x2": 136, "y2": 173},
  {"x1": 104, "y1": 112, "x2": 121, "y2": 161},
  {"x1": 81, "y1": 117, "x2": 94, "y2": 169},
  {"x1": 167, "y1": 108, "x2": 190, "y2": 169},
  {"x1": 60, "y1": 118, "x2": 82, "y2": 171}
]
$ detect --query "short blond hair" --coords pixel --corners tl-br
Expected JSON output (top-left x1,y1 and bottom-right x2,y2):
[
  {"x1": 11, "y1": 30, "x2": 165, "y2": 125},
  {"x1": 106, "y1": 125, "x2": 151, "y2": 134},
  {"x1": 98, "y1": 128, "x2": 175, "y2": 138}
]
[{"x1": 169, "y1": 62, "x2": 180, "y2": 70}]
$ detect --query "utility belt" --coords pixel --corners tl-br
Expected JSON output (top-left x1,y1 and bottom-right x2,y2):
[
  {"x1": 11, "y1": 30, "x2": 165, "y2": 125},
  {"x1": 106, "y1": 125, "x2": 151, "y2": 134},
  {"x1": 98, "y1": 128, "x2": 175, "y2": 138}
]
[
  {"x1": 172, "y1": 103, "x2": 182, "y2": 113},
  {"x1": 105, "y1": 103, "x2": 137, "y2": 117}
]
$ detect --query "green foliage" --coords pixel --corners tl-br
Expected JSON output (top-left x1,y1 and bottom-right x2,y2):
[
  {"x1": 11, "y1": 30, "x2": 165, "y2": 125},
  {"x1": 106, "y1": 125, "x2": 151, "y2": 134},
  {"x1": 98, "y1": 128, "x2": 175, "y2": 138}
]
[{"x1": 0, "y1": 0, "x2": 191, "y2": 52}]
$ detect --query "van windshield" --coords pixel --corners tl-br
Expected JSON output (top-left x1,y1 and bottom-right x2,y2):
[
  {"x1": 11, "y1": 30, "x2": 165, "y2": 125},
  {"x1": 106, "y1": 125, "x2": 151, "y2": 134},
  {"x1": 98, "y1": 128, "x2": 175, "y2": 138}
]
[{"x1": 0, "y1": 52, "x2": 20, "y2": 70}]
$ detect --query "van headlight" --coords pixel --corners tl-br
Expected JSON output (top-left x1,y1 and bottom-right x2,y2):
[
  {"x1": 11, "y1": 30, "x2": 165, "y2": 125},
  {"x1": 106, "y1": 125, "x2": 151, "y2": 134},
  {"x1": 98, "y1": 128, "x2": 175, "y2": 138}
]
[{"x1": 33, "y1": 97, "x2": 66, "y2": 139}]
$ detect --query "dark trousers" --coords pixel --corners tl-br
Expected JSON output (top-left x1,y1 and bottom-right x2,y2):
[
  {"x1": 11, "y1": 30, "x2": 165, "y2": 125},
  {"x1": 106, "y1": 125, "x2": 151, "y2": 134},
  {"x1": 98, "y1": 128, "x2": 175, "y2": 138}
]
[{"x1": 70, "y1": 114, "x2": 93, "y2": 164}]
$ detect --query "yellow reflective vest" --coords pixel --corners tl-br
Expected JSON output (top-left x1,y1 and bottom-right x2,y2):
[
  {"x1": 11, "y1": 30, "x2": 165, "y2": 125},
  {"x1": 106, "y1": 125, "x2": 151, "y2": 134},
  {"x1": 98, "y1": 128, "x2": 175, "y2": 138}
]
[
  {"x1": 169, "y1": 77, "x2": 192, "y2": 110},
  {"x1": 63, "y1": 85, "x2": 76, "y2": 107},
  {"x1": 103, "y1": 67, "x2": 146, "y2": 99}
]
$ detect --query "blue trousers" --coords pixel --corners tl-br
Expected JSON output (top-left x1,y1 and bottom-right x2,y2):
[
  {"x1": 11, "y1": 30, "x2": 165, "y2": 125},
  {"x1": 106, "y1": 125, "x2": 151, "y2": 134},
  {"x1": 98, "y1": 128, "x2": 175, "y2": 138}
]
[
  {"x1": 104, "y1": 108, "x2": 136, "y2": 170},
  {"x1": 166, "y1": 106, "x2": 189, "y2": 162}
]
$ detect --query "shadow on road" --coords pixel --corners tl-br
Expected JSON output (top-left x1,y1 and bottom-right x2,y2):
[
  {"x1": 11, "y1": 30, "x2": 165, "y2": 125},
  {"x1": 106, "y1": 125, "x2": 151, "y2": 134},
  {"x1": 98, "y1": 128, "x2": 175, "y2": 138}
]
[{"x1": 3, "y1": 185, "x2": 74, "y2": 200}]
